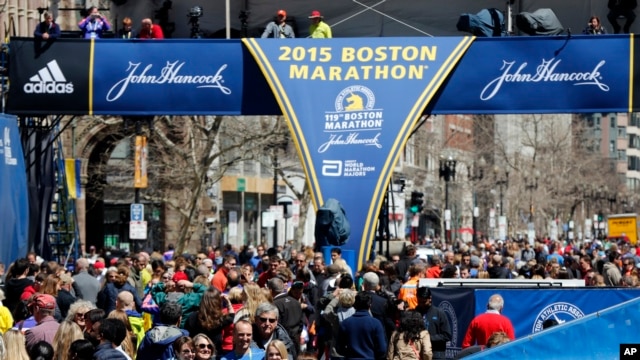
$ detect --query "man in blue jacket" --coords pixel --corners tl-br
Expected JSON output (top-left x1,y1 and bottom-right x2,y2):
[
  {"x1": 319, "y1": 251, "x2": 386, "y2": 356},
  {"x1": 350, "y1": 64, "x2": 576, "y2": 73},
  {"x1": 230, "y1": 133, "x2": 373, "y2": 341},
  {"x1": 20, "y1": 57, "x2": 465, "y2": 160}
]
[
  {"x1": 337, "y1": 292, "x2": 387, "y2": 360},
  {"x1": 137, "y1": 302, "x2": 189, "y2": 360}
]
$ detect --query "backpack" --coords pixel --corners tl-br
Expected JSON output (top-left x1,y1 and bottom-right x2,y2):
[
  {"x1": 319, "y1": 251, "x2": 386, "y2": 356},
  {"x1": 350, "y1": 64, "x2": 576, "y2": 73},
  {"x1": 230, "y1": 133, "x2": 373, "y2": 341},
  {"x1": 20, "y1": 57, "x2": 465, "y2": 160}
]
[{"x1": 314, "y1": 198, "x2": 351, "y2": 248}]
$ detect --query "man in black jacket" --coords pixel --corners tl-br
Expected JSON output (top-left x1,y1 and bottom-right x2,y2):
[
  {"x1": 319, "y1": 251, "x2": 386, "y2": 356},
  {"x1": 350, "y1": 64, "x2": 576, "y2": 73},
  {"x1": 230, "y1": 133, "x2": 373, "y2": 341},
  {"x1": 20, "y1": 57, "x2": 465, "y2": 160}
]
[
  {"x1": 608, "y1": 0, "x2": 637, "y2": 33},
  {"x1": 34, "y1": 12, "x2": 61, "y2": 40},
  {"x1": 253, "y1": 302, "x2": 297, "y2": 360},
  {"x1": 362, "y1": 272, "x2": 396, "y2": 340},
  {"x1": 269, "y1": 277, "x2": 303, "y2": 354},
  {"x1": 415, "y1": 287, "x2": 452, "y2": 360}
]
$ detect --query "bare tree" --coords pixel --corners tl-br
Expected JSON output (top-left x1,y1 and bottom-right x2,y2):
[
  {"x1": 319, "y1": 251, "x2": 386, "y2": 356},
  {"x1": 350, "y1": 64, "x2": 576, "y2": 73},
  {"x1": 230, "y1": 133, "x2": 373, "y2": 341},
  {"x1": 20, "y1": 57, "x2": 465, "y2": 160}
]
[{"x1": 89, "y1": 115, "x2": 290, "y2": 254}]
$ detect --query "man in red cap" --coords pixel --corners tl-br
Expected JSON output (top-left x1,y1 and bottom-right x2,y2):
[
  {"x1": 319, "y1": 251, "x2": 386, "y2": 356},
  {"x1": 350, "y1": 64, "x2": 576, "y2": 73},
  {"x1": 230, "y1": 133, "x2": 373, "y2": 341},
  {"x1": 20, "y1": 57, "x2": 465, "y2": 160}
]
[
  {"x1": 309, "y1": 10, "x2": 332, "y2": 38},
  {"x1": 262, "y1": 9, "x2": 295, "y2": 38},
  {"x1": 25, "y1": 294, "x2": 60, "y2": 351}
]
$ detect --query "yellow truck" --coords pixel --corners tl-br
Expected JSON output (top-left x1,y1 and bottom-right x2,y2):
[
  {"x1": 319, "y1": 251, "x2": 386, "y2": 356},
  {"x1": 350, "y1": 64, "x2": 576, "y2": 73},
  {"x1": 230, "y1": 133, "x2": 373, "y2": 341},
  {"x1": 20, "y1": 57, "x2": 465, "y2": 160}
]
[{"x1": 607, "y1": 213, "x2": 638, "y2": 245}]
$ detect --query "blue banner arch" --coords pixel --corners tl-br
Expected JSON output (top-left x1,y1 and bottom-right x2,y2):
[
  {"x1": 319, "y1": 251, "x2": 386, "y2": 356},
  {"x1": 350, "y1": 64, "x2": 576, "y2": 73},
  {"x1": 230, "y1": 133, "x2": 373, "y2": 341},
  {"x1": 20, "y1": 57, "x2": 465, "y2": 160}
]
[
  {"x1": 242, "y1": 37, "x2": 474, "y2": 266},
  {"x1": 6, "y1": 35, "x2": 640, "y2": 267}
]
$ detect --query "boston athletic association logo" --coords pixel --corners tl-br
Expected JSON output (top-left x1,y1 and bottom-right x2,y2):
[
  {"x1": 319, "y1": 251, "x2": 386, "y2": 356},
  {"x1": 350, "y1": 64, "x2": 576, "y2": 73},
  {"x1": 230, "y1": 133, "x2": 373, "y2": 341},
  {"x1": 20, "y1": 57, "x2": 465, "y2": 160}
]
[
  {"x1": 532, "y1": 302, "x2": 585, "y2": 333},
  {"x1": 335, "y1": 85, "x2": 375, "y2": 112}
]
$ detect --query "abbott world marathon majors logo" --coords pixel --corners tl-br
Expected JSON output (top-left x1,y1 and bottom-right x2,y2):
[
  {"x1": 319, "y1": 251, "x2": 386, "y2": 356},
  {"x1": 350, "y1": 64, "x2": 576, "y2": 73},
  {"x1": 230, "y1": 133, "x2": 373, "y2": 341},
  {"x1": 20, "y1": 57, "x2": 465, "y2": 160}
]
[
  {"x1": 532, "y1": 302, "x2": 585, "y2": 333},
  {"x1": 320, "y1": 85, "x2": 381, "y2": 177}
]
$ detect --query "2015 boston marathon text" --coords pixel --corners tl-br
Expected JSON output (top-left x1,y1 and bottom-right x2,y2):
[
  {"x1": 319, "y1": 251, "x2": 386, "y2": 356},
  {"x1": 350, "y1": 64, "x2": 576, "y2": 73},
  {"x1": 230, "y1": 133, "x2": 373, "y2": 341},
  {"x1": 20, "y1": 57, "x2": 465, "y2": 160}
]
[{"x1": 278, "y1": 45, "x2": 437, "y2": 81}]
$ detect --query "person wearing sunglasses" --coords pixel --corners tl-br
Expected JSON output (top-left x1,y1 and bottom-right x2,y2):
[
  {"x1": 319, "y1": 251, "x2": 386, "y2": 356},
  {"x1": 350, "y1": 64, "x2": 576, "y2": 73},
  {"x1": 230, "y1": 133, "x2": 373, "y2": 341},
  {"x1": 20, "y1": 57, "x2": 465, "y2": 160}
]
[
  {"x1": 193, "y1": 334, "x2": 216, "y2": 360},
  {"x1": 252, "y1": 303, "x2": 296, "y2": 360},
  {"x1": 172, "y1": 336, "x2": 196, "y2": 360}
]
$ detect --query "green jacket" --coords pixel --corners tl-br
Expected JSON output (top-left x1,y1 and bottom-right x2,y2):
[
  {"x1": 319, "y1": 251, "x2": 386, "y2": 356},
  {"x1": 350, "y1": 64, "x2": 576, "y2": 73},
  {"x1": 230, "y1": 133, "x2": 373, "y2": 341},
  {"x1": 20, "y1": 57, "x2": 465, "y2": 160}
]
[{"x1": 151, "y1": 283, "x2": 206, "y2": 327}]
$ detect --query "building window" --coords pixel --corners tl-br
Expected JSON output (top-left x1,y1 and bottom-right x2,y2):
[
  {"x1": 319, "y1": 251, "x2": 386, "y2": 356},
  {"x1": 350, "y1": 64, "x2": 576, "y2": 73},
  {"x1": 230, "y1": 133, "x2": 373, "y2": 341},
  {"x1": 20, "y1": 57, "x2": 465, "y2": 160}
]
[
  {"x1": 610, "y1": 140, "x2": 615, "y2": 153},
  {"x1": 617, "y1": 150, "x2": 627, "y2": 161},
  {"x1": 611, "y1": 116, "x2": 616, "y2": 128},
  {"x1": 618, "y1": 127, "x2": 627, "y2": 138},
  {"x1": 594, "y1": 117, "x2": 601, "y2": 129}
]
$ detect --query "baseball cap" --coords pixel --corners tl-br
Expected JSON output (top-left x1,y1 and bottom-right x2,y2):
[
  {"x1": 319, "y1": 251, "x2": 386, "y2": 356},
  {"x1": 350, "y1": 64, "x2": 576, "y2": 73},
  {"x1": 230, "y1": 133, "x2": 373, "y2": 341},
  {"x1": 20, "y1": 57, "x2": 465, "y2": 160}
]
[
  {"x1": 309, "y1": 10, "x2": 322, "y2": 18},
  {"x1": 94, "y1": 261, "x2": 105, "y2": 270},
  {"x1": 277, "y1": 10, "x2": 286, "y2": 17},
  {"x1": 172, "y1": 271, "x2": 189, "y2": 282},
  {"x1": 31, "y1": 294, "x2": 56, "y2": 310}
]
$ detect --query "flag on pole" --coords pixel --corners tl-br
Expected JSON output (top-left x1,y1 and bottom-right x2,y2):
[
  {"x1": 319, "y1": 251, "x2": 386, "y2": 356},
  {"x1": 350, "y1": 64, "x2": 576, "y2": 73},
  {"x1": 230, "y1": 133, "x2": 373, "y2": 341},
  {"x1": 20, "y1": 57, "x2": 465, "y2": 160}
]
[
  {"x1": 64, "y1": 158, "x2": 82, "y2": 199},
  {"x1": 134, "y1": 135, "x2": 148, "y2": 188}
]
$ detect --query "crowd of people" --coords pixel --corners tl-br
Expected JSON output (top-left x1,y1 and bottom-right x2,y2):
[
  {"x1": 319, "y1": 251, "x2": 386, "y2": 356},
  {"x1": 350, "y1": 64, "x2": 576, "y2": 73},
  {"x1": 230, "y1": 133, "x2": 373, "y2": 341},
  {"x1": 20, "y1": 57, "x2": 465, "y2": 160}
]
[{"x1": 0, "y1": 234, "x2": 635, "y2": 360}]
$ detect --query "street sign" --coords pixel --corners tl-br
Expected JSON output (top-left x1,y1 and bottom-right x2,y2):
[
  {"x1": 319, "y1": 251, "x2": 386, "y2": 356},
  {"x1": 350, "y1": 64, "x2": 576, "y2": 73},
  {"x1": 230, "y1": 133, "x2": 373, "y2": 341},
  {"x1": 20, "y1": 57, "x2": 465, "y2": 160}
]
[
  {"x1": 130, "y1": 203, "x2": 144, "y2": 221},
  {"x1": 262, "y1": 211, "x2": 275, "y2": 227},
  {"x1": 237, "y1": 178, "x2": 246, "y2": 192},
  {"x1": 129, "y1": 221, "x2": 147, "y2": 239},
  {"x1": 229, "y1": 211, "x2": 238, "y2": 237},
  {"x1": 270, "y1": 205, "x2": 284, "y2": 220},
  {"x1": 291, "y1": 200, "x2": 300, "y2": 227}
]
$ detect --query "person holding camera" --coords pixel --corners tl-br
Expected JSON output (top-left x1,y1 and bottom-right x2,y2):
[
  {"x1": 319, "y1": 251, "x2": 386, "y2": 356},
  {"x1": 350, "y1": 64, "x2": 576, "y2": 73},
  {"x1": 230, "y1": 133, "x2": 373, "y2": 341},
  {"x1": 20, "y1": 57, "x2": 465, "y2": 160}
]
[
  {"x1": 138, "y1": 18, "x2": 165, "y2": 39},
  {"x1": 262, "y1": 9, "x2": 295, "y2": 38},
  {"x1": 78, "y1": 6, "x2": 111, "y2": 39}
]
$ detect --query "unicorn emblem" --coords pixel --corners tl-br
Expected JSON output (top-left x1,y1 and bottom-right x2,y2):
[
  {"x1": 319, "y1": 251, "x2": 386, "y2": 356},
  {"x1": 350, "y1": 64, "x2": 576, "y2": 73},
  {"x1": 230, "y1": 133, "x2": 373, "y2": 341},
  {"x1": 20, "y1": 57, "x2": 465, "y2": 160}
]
[{"x1": 344, "y1": 92, "x2": 364, "y2": 111}]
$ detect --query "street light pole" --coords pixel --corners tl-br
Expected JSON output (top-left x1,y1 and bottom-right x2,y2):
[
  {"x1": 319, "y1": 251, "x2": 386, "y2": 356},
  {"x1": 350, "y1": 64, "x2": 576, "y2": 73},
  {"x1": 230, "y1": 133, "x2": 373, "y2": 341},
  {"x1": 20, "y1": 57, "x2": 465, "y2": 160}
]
[
  {"x1": 494, "y1": 166, "x2": 508, "y2": 216},
  {"x1": 439, "y1": 156, "x2": 457, "y2": 244},
  {"x1": 468, "y1": 158, "x2": 485, "y2": 247},
  {"x1": 272, "y1": 149, "x2": 278, "y2": 248},
  {"x1": 525, "y1": 170, "x2": 540, "y2": 222}
]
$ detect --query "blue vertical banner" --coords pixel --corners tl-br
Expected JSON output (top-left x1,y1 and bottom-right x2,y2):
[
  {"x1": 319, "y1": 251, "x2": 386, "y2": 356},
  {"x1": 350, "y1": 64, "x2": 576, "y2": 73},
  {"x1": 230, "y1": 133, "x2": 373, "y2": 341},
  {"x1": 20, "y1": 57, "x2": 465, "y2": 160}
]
[
  {"x1": 432, "y1": 287, "x2": 476, "y2": 358},
  {"x1": 244, "y1": 37, "x2": 474, "y2": 267},
  {"x1": 0, "y1": 114, "x2": 29, "y2": 268}
]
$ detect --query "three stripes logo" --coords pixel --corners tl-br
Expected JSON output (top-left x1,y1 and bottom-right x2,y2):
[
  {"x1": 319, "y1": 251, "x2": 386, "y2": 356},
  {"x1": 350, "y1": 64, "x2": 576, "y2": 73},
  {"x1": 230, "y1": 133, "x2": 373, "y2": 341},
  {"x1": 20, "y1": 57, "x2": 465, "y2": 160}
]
[{"x1": 23, "y1": 60, "x2": 74, "y2": 94}]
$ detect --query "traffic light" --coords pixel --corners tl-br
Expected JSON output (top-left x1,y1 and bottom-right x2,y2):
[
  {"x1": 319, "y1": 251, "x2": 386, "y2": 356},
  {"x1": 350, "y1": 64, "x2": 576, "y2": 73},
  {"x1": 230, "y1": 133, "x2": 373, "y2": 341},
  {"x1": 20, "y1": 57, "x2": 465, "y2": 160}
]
[{"x1": 410, "y1": 191, "x2": 424, "y2": 213}]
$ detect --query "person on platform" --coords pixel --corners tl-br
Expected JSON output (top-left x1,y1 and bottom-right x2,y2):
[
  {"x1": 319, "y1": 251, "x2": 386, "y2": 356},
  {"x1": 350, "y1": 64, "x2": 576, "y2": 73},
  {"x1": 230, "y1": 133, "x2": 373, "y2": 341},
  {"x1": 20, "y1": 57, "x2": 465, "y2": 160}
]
[
  {"x1": 583, "y1": 16, "x2": 608, "y2": 34},
  {"x1": 117, "y1": 17, "x2": 137, "y2": 39},
  {"x1": 608, "y1": 0, "x2": 637, "y2": 33},
  {"x1": 262, "y1": 10, "x2": 295, "y2": 38},
  {"x1": 308, "y1": 10, "x2": 332, "y2": 38},
  {"x1": 138, "y1": 18, "x2": 164, "y2": 39},
  {"x1": 461, "y1": 294, "x2": 515, "y2": 348},
  {"x1": 34, "y1": 12, "x2": 60, "y2": 40},
  {"x1": 78, "y1": 6, "x2": 111, "y2": 39}
]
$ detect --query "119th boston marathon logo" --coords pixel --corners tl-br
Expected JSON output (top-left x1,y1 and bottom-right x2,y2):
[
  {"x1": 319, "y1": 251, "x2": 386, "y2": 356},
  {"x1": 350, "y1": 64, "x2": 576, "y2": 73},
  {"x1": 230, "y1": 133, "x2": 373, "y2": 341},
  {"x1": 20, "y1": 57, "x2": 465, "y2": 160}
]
[
  {"x1": 532, "y1": 302, "x2": 585, "y2": 333},
  {"x1": 319, "y1": 85, "x2": 381, "y2": 177},
  {"x1": 319, "y1": 85, "x2": 383, "y2": 153}
]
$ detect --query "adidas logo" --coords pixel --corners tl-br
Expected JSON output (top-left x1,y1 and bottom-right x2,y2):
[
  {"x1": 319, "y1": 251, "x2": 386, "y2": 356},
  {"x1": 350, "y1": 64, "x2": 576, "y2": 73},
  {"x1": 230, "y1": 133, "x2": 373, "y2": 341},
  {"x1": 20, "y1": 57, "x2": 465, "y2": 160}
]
[{"x1": 23, "y1": 60, "x2": 74, "y2": 94}]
